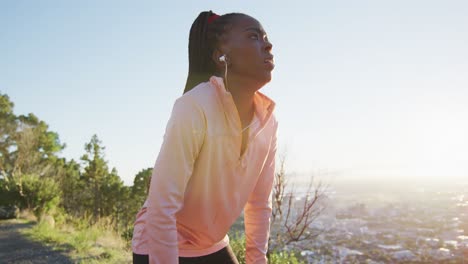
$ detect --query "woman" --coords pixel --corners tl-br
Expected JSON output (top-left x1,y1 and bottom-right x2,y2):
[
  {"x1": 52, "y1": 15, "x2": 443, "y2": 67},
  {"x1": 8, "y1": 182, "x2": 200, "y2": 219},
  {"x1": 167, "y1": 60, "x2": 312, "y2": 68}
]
[{"x1": 132, "y1": 10, "x2": 277, "y2": 264}]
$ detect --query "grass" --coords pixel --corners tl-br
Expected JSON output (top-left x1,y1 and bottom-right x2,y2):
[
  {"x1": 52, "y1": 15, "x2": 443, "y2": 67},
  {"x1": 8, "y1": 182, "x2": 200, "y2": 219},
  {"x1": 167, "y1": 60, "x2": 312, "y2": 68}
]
[
  {"x1": 20, "y1": 217, "x2": 131, "y2": 263},
  {"x1": 19, "y1": 214, "x2": 303, "y2": 264}
]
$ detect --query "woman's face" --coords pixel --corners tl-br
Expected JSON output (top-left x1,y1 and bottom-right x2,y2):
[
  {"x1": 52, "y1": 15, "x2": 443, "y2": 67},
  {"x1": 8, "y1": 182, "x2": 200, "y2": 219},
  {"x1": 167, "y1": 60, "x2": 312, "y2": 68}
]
[{"x1": 221, "y1": 15, "x2": 274, "y2": 87}]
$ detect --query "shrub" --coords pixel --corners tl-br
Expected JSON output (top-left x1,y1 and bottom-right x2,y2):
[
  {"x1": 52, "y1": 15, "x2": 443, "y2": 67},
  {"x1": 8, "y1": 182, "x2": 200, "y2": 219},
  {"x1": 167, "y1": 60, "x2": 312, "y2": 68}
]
[
  {"x1": 229, "y1": 232, "x2": 305, "y2": 264},
  {"x1": 19, "y1": 174, "x2": 61, "y2": 219}
]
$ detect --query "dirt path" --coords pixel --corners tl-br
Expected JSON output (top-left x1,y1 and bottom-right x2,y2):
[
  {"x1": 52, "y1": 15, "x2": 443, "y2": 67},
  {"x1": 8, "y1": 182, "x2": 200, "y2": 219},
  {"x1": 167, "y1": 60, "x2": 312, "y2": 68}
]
[{"x1": 0, "y1": 220, "x2": 73, "y2": 264}]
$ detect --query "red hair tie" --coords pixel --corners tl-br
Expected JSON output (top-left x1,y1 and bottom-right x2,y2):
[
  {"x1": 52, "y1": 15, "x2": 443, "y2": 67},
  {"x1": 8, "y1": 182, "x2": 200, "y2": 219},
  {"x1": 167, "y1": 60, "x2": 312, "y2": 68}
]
[{"x1": 207, "y1": 14, "x2": 220, "y2": 24}]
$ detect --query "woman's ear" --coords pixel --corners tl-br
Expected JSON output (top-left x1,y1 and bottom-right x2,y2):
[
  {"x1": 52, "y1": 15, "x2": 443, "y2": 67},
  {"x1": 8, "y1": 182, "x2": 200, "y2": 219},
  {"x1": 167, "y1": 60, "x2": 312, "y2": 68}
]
[{"x1": 212, "y1": 48, "x2": 229, "y2": 69}]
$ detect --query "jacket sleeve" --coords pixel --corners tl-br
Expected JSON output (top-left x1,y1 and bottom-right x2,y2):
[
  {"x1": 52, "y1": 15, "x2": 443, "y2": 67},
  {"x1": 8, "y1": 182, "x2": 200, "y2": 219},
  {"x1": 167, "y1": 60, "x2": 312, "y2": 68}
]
[
  {"x1": 244, "y1": 117, "x2": 278, "y2": 264},
  {"x1": 146, "y1": 96, "x2": 205, "y2": 264}
]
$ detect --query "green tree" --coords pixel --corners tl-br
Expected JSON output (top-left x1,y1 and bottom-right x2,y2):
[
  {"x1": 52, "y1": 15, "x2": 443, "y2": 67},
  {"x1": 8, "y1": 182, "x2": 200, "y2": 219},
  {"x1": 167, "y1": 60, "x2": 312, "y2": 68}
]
[
  {"x1": 56, "y1": 158, "x2": 84, "y2": 216},
  {"x1": 13, "y1": 113, "x2": 64, "y2": 176},
  {"x1": 0, "y1": 93, "x2": 17, "y2": 176},
  {"x1": 81, "y1": 134, "x2": 109, "y2": 222},
  {"x1": 101, "y1": 167, "x2": 125, "y2": 227},
  {"x1": 79, "y1": 134, "x2": 128, "y2": 230},
  {"x1": 131, "y1": 168, "x2": 152, "y2": 205},
  {"x1": 119, "y1": 167, "x2": 152, "y2": 239},
  {"x1": 18, "y1": 173, "x2": 61, "y2": 218},
  {"x1": 118, "y1": 185, "x2": 134, "y2": 239},
  {"x1": 0, "y1": 94, "x2": 64, "y2": 218}
]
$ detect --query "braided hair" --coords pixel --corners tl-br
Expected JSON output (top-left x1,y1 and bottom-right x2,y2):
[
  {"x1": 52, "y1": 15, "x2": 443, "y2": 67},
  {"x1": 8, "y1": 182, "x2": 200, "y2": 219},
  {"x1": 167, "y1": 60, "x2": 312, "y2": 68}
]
[{"x1": 183, "y1": 11, "x2": 246, "y2": 94}]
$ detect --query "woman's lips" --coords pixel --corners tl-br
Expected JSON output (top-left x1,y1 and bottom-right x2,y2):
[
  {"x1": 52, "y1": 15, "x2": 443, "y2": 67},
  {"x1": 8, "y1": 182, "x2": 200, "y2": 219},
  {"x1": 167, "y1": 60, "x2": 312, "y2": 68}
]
[
  {"x1": 264, "y1": 59, "x2": 275, "y2": 69},
  {"x1": 264, "y1": 54, "x2": 274, "y2": 69}
]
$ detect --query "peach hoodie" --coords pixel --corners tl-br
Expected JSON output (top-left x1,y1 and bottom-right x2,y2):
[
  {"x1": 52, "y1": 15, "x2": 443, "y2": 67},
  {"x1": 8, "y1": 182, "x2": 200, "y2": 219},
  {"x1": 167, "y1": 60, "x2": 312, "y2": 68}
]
[{"x1": 132, "y1": 76, "x2": 277, "y2": 264}]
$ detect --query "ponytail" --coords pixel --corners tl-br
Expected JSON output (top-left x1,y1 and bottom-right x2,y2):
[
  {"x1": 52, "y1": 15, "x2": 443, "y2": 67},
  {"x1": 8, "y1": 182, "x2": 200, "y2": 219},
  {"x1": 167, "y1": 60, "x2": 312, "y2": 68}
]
[{"x1": 183, "y1": 11, "x2": 246, "y2": 94}]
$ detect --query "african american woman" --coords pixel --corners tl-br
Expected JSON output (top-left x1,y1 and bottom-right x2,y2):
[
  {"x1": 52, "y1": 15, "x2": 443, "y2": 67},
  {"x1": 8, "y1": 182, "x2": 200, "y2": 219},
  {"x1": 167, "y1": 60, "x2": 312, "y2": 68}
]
[{"x1": 132, "y1": 10, "x2": 277, "y2": 264}]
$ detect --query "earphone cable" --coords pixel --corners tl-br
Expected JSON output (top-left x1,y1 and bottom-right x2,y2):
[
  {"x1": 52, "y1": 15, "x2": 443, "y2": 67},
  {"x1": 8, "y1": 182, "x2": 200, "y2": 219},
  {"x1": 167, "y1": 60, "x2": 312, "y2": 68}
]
[{"x1": 224, "y1": 60, "x2": 229, "y2": 93}]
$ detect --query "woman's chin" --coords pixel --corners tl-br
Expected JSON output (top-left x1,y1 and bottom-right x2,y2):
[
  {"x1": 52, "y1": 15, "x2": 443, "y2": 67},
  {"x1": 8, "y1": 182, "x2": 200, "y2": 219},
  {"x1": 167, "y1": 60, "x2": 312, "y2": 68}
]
[
  {"x1": 255, "y1": 74, "x2": 272, "y2": 90},
  {"x1": 262, "y1": 72, "x2": 273, "y2": 83}
]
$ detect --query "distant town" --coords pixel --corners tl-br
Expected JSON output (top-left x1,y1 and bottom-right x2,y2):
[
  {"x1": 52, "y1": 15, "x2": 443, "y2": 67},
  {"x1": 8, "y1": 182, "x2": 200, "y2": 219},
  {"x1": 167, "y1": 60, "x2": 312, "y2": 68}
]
[{"x1": 235, "y1": 176, "x2": 468, "y2": 263}]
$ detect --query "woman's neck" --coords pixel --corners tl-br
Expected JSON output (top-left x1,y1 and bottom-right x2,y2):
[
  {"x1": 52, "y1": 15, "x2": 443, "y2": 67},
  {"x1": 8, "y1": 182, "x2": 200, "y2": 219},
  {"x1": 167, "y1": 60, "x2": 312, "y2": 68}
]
[{"x1": 224, "y1": 75, "x2": 259, "y2": 125}]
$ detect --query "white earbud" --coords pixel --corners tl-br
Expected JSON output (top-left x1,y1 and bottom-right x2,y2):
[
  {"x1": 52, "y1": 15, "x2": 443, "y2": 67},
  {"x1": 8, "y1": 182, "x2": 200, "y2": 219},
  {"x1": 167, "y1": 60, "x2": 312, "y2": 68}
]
[{"x1": 219, "y1": 55, "x2": 226, "y2": 62}]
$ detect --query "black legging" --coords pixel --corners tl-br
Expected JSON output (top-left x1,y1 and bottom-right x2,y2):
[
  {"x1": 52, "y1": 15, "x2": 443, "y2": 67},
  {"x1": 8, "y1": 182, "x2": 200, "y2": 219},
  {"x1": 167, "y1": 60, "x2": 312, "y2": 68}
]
[{"x1": 133, "y1": 245, "x2": 239, "y2": 264}]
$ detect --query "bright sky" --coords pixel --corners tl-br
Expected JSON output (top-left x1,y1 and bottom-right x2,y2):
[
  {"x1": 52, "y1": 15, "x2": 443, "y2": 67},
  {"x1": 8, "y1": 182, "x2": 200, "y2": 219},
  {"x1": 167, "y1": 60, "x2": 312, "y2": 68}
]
[{"x1": 1, "y1": 1, "x2": 467, "y2": 186}]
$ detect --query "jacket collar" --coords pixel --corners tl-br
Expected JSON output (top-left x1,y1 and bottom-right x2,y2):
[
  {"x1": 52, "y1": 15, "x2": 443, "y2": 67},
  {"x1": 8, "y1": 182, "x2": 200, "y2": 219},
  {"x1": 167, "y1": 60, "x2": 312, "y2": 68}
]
[{"x1": 209, "y1": 76, "x2": 276, "y2": 127}]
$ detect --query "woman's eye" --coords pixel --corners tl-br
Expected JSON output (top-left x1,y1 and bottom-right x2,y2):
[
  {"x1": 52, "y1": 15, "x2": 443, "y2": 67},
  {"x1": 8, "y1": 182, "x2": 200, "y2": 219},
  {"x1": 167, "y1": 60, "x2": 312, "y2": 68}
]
[{"x1": 249, "y1": 34, "x2": 259, "y2": 40}]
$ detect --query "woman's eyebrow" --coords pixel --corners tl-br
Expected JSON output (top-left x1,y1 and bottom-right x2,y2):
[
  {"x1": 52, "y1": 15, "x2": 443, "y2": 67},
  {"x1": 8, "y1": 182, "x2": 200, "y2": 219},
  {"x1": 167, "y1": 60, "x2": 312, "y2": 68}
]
[{"x1": 244, "y1": 27, "x2": 267, "y2": 36}]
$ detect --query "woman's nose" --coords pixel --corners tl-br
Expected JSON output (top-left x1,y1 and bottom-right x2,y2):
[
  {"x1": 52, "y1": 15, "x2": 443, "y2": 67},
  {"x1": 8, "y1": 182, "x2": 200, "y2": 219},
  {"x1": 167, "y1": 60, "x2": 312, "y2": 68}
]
[{"x1": 264, "y1": 39, "x2": 273, "y2": 52}]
